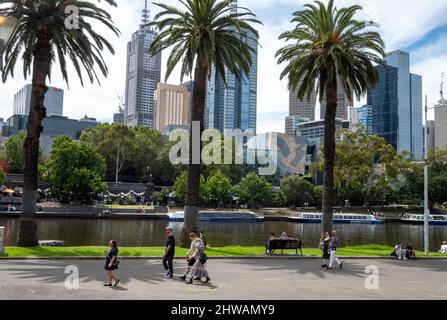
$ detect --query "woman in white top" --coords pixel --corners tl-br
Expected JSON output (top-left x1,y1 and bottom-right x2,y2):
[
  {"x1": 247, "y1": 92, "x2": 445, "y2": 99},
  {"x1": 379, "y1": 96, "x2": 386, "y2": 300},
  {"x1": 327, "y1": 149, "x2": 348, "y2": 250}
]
[
  {"x1": 440, "y1": 241, "x2": 447, "y2": 254},
  {"x1": 187, "y1": 233, "x2": 211, "y2": 284}
]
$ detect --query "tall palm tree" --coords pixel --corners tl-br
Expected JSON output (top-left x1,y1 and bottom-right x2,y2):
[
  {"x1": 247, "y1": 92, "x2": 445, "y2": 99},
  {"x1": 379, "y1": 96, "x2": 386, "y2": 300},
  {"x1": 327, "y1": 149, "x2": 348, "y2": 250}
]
[
  {"x1": 1, "y1": 0, "x2": 119, "y2": 246},
  {"x1": 149, "y1": 0, "x2": 261, "y2": 237},
  {"x1": 276, "y1": 0, "x2": 384, "y2": 232}
]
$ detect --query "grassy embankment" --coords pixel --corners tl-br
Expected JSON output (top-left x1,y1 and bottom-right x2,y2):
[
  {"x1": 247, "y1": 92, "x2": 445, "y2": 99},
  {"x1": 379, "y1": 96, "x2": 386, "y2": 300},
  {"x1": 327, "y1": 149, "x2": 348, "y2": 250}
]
[{"x1": 1, "y1": 245, "x2": 445, "y2": 258}]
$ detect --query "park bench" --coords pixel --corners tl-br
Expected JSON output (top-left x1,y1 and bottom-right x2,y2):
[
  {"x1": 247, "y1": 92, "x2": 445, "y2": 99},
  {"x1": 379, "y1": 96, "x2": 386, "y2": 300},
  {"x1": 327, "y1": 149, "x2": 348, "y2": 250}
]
[{"x1": 266, "y1": 239, "x2": 303, "y2": 256}]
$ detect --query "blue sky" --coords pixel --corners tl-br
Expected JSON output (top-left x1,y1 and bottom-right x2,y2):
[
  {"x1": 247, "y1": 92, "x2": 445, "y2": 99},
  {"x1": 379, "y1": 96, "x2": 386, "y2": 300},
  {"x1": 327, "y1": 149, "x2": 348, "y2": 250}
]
[{"x1": 1, "y1": 0, "x2": 447, "y2": 133}]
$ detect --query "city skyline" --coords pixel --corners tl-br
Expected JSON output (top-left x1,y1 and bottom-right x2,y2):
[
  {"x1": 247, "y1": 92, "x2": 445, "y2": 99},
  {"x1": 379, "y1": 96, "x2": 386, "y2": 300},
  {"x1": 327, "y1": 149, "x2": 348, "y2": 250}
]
[{"x1": 1, "y1": 0, "x2": 447, "y2": 134}]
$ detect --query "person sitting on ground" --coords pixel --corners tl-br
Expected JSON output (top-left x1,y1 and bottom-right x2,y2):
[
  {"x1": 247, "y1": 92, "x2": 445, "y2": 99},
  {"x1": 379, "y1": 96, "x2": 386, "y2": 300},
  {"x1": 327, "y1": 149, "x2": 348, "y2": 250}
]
[
  {"x1": 405, "y1": 244, "x2": 416, "y2": 260},
  {"x1": 440, "y1": 241, "x2": 447, "y2": 254},
  {"x1": 392, "y1": 242, "x2": 407, "y2": 260},
  {"x1": 266, "y1": 233, "x2": 277, "y2": 254}
]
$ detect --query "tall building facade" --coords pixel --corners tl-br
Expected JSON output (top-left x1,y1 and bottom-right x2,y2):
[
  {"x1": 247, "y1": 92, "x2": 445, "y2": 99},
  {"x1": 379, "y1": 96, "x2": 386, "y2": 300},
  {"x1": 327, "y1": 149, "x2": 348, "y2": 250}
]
[
  {"x1": 124, "y1": 2, "x2": 161, "y2": 128},
  {"x1": 289, "y1": 84, "x2": 317, "y2": 121},
  {"x1": 205, "y1": 29, "x2": 258, "y2": 133},
  {"x1": 349, "y1": 105, "x2": 374, "y2": 133},
  {"x1": 285, "y1": 115, "x2": 310, "y2": 135},
  {"x1": 13, "y1": 84, "x2": 64, "y2": 117},
  {"x1": 367, "y1": 50, "x2": 423, "y2": 159},
  {"x1": 320, "y1": 77, "x2": 352, "y2": 120},
  {"x1": 154, "y1": 83, "x2": 191, "y2": 132},
  {"x1": 434, "y1": 98, "x2": 447, "y2": 150}
]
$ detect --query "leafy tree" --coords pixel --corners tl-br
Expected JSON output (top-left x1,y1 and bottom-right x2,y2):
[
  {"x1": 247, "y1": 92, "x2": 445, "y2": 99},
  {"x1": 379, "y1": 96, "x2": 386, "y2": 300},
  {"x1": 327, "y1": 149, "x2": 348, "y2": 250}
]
[
  {"x1": 1, "y1": 0, "x2": 119, "y2": 246},
  {"x1": 312, "y1": 129, "x2": 411, "y2": 207},
  {"x1": 152, "y1": 187, "x2": 171, "y2": 206},
  {"x1": 204, "y1": 171, "x2": 233, "y2": 208},
  {"x1": 48, "y1": 136, "x2": 106, "y2": 204},
  {"x1": 281, "y1": 176, "x2": 315, "y2": 207},
  {"x1": 5, "y1": 131, "x2": 26, "y2": 174},
  {"x1": 82, "y1": 124, "x2": 135, "y2": 183},
  {"x1": 149, "y1": 0, "x2": 261, "y2": 231},
  {"x1": 235, "y1": 173, "x2": 273, "y2": 209},
  {"x1": 173, "y1": 172, "x2": 205, "y2": 205},
  {"x1": 272, "y1": 191, "x2": 287, "y2": 208},
  {"x1": 276, "y1": 0, "x2": 384, "y2": 231},
  {"x1": 0, "y1": 168, "x2": 5, "y2": 185}
]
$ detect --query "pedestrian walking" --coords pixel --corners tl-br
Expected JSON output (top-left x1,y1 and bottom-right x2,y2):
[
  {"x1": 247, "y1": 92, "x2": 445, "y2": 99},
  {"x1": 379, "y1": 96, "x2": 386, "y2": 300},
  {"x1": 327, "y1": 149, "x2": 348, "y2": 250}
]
[
  {"x1": 180, "y1": 234, "x2": 198, "y2": 281},
  {"x1": 187, "y1": 233, "x2": 211, "y2": 285},
  {"x1": 328, "y1": 231, "x2": 343, "y2": 270},
  {"x1": 163, "y1": 227, "x2": 175, "y2": 279},
  {"x1": 320, "y1": 232, "x2": 331, "y2": 268},
  {"x1": 104, "y1": 240, "x2": 120, "y2": 287}
]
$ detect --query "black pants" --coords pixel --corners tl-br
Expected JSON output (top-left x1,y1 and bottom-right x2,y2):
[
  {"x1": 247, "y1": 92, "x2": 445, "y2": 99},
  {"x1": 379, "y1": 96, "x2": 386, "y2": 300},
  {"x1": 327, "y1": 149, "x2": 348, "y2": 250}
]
[{"x1": 163, "y1": 255, "x2": 174, "y2": 275}]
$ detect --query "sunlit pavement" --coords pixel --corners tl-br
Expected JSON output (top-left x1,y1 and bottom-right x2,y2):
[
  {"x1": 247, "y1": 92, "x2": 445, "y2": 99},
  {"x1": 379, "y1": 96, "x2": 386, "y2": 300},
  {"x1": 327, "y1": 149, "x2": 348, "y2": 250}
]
[{"x1": 0, "y1": 259, "x2": 446, "y2": 300}]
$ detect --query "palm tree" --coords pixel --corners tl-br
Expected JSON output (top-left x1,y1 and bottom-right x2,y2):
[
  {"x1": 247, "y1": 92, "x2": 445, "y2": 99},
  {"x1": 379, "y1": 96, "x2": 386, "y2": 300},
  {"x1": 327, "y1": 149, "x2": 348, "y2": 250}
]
[
  {"x1": 149, "y1": 0, "x2": 261, "y2": 237},
  {"x1": 1, "y1": 0, "x2": 119, "y2": 246},
  {"x1": 276, "y1": 0, "x2": 384, "y2": 232}
]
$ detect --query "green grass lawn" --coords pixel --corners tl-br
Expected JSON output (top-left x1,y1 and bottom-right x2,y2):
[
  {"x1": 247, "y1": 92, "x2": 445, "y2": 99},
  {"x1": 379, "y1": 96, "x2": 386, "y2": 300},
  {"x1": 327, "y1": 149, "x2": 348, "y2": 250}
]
[{"x1": 1, "y1": 245, "x2": 446, "y2": 258}]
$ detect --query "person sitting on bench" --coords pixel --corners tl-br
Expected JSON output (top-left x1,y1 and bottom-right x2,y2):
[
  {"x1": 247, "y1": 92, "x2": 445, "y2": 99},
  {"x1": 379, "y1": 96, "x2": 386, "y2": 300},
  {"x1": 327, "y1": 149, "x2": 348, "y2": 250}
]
[{"x1": 266, "y1": 233, "x2": 278, "y2": 254}]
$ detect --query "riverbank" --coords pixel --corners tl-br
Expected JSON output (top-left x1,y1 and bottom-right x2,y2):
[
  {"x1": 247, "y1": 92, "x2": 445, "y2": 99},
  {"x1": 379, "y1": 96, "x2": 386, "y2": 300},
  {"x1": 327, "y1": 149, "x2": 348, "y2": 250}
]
[{"x1": 1, "y1": 245, "x2": 446, "y2": 259}]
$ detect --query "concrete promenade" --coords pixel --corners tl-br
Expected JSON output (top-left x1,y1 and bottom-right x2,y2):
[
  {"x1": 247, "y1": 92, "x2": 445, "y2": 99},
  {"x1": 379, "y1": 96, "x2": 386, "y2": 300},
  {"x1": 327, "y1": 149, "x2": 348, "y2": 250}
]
[{"x1": 0, "y1": 258, "x2": 446, "y2": 300}]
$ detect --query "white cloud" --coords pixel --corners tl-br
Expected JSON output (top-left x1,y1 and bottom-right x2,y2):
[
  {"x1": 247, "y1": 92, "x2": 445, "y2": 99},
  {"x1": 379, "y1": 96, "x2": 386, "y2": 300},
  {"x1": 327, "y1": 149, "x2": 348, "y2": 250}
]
[{"x1": 1, "y1": 0, "x2": 446, "y2": 132}]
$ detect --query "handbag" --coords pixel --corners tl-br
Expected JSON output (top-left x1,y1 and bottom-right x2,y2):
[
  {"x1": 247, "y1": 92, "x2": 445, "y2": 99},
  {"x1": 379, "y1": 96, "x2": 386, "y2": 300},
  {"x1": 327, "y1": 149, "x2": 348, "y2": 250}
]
[{"x1": 200, "y1": 253, "x2": 208, "y2": 264}]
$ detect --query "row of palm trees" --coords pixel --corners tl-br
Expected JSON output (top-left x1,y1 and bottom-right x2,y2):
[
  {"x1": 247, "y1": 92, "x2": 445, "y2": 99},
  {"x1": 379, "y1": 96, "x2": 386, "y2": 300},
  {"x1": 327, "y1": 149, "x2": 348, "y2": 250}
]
[{"x1": 1, "y1": 0, "x2": 385, "y2": 246}]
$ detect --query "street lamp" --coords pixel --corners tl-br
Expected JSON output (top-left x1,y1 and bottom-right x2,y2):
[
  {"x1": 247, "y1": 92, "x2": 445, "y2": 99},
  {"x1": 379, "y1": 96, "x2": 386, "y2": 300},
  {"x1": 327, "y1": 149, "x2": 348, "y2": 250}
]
[{"x1": 0, "y1": 15, "x2": 19, "y2": 72}]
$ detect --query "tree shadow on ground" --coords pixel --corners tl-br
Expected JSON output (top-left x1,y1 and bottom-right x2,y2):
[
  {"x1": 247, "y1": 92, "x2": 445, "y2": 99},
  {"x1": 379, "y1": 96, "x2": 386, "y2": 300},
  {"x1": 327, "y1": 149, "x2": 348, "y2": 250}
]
[
  {"x1": 0, "y1": 259, "x2": 219, "y2": 291},
  {"x1": 217, "y1": 259, "x2": 369, "y2": 279}
]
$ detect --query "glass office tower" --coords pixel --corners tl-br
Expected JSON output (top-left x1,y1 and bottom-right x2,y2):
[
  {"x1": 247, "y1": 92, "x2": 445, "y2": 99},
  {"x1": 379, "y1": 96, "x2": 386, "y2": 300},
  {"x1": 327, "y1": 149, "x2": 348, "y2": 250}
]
[
  {"x1": 205, "y1": 29, "x2": 258, "y2": 134},
  {"x1": 367, "y1": 50, "x2": 423, "y2": 159}
]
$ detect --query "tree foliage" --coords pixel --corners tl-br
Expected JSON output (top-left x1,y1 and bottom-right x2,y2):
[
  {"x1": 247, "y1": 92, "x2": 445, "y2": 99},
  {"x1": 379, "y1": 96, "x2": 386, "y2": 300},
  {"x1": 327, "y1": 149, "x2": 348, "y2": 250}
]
[
  {"x1": 235, "y1": 173, "x2": 273, "y2": 209},
  {"x1": 204, "y1": 170, "x2": 233, "y2": 208},
  {"x1": 281, "y1": 176, "x2": 315, "y2": 207},
  {"x1": 47, "y1": 136, "x2": 106, "y2": 204}
]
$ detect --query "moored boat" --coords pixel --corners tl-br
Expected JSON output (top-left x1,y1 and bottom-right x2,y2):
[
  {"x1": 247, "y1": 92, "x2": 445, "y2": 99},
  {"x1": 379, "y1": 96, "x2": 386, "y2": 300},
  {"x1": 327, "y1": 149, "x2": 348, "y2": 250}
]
[
  {"x1": 401, "y1": 214, "x2": 447, "y2": 226},
  {"x1": 290, "y1": 212, "x2": 384, "y2": 225},
  {"x1": 166, "y1": 211, "x2": 264, "y2": 222}
]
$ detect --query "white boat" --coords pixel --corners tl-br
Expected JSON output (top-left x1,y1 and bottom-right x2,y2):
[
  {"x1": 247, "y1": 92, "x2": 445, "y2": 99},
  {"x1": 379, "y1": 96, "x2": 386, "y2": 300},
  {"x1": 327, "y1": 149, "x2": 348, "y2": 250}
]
[
  {"x1": 401, "y1": 214, "x2": 447, "y2": 226},
  {"x1": 290, "y1": 212, "x2": 384, "y2": 225},
  {"x1": 166, "y1": 211, "x2": 264, "y2": 222}
]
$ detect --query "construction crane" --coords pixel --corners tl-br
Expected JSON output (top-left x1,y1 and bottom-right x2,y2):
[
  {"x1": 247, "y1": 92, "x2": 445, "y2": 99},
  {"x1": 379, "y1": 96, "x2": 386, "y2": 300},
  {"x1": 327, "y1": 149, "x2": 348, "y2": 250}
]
[
  {"x1": 441, "y1": 73, "x2": 444, "y2": 101},
  {"x1": 115, "y1": 89, "x2": 125, "y2": 114}
]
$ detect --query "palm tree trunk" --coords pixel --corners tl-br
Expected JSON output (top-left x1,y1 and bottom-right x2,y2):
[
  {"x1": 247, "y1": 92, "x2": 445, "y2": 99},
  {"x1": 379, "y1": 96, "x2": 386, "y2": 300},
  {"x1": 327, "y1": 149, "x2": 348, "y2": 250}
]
[
  {"x1": 18, "y1": 34, "x2": 52, "y2": 247},
  {"x1": 322, "y1": 75, "x2": 338, "y2": 233},
  {"x1": 181, "y1": 62, "x2": 207, "y2": 247}
]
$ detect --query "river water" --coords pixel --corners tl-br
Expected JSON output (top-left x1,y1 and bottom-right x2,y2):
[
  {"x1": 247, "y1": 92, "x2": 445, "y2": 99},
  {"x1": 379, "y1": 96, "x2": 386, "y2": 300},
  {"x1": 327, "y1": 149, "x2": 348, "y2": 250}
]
[{"x1": 1, "y1": 218, "x2": 446, "y2": 250}]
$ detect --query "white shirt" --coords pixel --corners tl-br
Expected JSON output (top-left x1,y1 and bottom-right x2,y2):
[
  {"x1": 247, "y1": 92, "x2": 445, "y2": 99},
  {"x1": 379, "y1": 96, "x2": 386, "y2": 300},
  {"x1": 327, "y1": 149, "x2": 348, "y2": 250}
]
[{"x1": 440, "y1": 245, "x2": 447, "y2": 253}]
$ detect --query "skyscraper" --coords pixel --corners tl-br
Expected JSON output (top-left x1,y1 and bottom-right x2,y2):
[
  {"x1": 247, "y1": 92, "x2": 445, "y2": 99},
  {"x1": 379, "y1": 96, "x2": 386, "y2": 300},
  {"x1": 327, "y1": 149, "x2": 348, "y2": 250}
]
[
  {"x1": 13, "y1": 84, "x2": 64, "y2": 117},
  {"x1": 289, "y1": 84, "x2": 317, "y2": 121},
  {"x1": 320, "y1": 77, "x2": 352, "y2": 120},
  {"x1": 367, "y1": 50, "x2": 423, "y2": 159},
  {"x1": 124, "y1": 1, "x2": 161, "y2": 128},
  {"x1": 205, "y1": 23, "x2": 258, "y2": 133},
  {"x1": 349, "y1": 105, "x2": 374, "y2": 133},
  {"x1": 154, "y1": 83, "x2": 191, "y2": 133}
]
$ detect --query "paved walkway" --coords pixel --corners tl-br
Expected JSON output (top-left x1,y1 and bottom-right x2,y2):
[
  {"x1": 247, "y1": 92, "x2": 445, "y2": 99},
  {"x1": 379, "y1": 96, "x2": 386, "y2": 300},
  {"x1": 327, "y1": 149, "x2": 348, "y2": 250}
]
[{"x1": 0, "y1": 259, "x2": 446, "y2": 300}]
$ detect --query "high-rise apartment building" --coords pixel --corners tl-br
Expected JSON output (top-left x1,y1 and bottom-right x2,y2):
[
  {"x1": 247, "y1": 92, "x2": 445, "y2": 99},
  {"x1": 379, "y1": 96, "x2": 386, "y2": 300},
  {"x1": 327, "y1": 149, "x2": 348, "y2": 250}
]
[
  {"x1": 367, "y1": 50, "x2": 423, "y2": 159},
  {"x1": 349, "y1": 105, "x2": 374, "y2": 133},
  {"x1": 320, "y1": 77, "x2": 352, "y2": 120},
  {"x1": 205, "y1": 28, "x2": 258, "y2": 133},
  {"x1": 13, "y1": 84, "x2": 64, "y2": 117},
  {"x1": 289, "y1": 84, "x2": 317, "y2": 121},
  {"x1": 434, "y1": 98, "x2": 447, "y2": 150},
  {"x1": 154, "y1": 83, "x2": 191, "y2": 132},
  {"x1": 124, "y1": 1, "x2": 161, "y2": 128}
]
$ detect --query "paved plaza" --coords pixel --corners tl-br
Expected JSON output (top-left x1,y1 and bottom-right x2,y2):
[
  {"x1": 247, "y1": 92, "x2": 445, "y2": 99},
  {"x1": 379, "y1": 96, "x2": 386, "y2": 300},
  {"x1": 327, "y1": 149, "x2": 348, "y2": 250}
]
[{"x1": 0, "y1": 258, "x2": 446, "y2": 300}]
